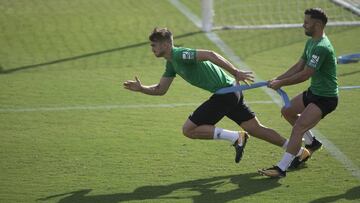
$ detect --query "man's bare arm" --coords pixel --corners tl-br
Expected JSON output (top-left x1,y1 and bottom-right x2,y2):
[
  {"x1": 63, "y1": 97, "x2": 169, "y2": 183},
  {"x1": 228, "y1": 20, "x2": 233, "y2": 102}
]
[
  {"x1": 276, "y1": 59, "x2": 306, "y2": 80},
  {"x1": 123, "y1": 76, "x2": 174, "y2": 96},
  {"x1": 196, "y1": 49, "x2": 254, "y2": 83},
  {"x1": 269, "y1": 66, "x2": 314, "y2": 89}
]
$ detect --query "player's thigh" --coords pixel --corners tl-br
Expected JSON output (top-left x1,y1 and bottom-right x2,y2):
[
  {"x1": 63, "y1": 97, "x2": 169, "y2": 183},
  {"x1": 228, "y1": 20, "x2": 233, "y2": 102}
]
[
  {"x1": 294, "y1": 103, "x2": 322, "y2": 131},
  {"x1": 187, "y1": 95, "x2": 228, "y2": 127},
  {"x1": 282, "y1": 92, "x2": 306, "y2": 115},
  {"x1": 226, "y1": 101, "x2": 255, "y2": 126}
]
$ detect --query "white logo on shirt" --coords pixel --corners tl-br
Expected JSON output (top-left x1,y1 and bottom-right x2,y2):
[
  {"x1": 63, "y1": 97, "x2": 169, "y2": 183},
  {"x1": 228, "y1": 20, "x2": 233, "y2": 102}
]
[
  {"x1": 310, "y1": 54, "x2": 320, "y2": 67},
  {"x1": 182, "y1": 51, "x2": 194, "y2": 60}
]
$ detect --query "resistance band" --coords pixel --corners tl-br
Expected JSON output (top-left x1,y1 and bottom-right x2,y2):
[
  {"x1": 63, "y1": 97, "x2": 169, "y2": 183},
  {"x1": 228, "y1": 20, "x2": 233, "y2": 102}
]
[
  {"x1": 337, "y1": 53, "x2": 360, "y2": 64},
  {"x1": 215, "y1": 81, "x2": 291, "y2": 108}
]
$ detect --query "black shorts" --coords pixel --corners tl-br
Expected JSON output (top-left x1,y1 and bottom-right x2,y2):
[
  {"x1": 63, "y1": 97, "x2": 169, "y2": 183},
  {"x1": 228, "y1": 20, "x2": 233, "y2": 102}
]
[
  {"x1": 302, "y1": 89, "x2": 338, "y2": 118},
  {"x1": 189, "y1": 92, "x2": 255, "y2": 126}
]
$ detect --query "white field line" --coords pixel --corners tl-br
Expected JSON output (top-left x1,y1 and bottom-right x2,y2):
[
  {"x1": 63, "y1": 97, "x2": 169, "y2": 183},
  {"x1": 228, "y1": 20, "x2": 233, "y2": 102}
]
[
  {"x1": 0, "y1": 101, "x2": 273, "y2": 113},
  {"x1": 339, "y1": 85, "x2": 360, "y2": 90},
  {"x1": 169, "y1": 0, "x2": 360, "y2": 180}
]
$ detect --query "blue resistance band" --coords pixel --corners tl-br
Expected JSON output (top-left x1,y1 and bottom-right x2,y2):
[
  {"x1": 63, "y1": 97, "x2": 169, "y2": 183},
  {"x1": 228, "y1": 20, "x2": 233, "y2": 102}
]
[
  {"x1": 337, "y1": 53, "x2": 360, "y2": 64},
  {"x1": 215, "y1": 81, "x2": 291, "y2": 108}
]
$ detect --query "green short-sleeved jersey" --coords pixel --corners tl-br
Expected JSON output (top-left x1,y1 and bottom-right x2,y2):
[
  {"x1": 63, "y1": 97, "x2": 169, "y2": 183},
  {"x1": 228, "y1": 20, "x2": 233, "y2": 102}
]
[
  {"x1": 163, "y1": 47, "x2": 235, "y2": 93},
  {"x1": 301, "y1": 35, "x2": 338, "y2": 97}
]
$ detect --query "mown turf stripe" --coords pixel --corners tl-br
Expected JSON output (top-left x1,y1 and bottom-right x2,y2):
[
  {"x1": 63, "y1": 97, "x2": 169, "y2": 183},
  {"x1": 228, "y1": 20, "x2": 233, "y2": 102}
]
[{"x1": 0, "y1": 101, "x2": 273, "y2": 113}]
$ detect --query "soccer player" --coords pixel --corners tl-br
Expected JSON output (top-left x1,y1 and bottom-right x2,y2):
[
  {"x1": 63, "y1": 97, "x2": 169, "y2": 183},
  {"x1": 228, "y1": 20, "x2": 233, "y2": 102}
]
[
  {"x1": 259, "y1": 8, "x2": 338, "y2": 177},
  {"x1": 123, "y1": 27, "x2": 309, "y2": 164}
]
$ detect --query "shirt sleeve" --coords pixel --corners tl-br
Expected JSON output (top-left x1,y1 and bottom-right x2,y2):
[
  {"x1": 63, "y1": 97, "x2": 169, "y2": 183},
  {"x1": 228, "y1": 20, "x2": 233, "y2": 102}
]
[
  {"x1": 301, "y1": 40, "x2": 311, "y2": 61},
  {"x1": 173, "y1": 47, "x2": 197, "y2": 64},
  {"x1": 162, "y1": 61, "x2": 176, "y2": 77},
  {"x1": 306, "y1": 46, "x2": 328, "y2": 71}
]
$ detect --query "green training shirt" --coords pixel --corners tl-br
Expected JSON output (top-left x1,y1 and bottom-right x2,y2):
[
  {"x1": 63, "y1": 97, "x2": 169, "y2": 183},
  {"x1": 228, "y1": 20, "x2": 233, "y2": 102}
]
[
  {"x1": 301, "y1": 35, "x2": 338, "y2": 97},
  {"x1": 163, "y1": 47, "x2": 235, "y2": 93}
]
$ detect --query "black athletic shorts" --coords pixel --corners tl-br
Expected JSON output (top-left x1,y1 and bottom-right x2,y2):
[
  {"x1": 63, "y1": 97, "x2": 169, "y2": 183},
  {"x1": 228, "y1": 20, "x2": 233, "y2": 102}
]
[
  {"x1": 302, "y1": 88, "x2": 338, "y2": 118},
  {"x1": 189, "y1": 92, "x2": 255, "y2": 126}
]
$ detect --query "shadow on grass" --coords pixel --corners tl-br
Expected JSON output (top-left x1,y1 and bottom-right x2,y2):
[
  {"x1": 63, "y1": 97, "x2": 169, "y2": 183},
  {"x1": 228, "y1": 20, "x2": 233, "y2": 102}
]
[
  {"x1": 0, "y1": 30, "x2": 202, "y2": 75},
  {"x1": 38, "y1": 172, "x2": 281, "y2": 203},
  {"x1": 338, "y1": 70, "x2": 360, "y2": 77},
  {"x1": 309, "y1": 185, "x2": 360, "y2": 203}
]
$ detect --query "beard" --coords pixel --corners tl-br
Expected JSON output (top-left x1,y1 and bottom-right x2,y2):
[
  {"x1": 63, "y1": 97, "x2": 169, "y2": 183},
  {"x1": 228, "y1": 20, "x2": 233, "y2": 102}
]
[
  {"x1": 154, "y1": 50, "x2": 166, "y2": 57},
  {"x1": 304, "y1": 25, "x2": 315, "y2": 37},
  {"x1": 305, "y1": 30, "x2": 313, "y2": 36}
]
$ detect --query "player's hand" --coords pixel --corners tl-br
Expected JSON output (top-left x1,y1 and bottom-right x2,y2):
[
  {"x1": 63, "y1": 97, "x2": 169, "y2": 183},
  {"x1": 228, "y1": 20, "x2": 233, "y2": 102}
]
[
  {"x1": 123, "y1": 76, "x2": 143, "y2": 92},
  {"x1": 268, "y1": 79, "x2": 282, "y2": 90},
  {"x1": 267, "y1": 78, "x2": 275, "y2": 87},
  {"x1": 235, "y1": 70, "x2": 254, "y2": 85}
]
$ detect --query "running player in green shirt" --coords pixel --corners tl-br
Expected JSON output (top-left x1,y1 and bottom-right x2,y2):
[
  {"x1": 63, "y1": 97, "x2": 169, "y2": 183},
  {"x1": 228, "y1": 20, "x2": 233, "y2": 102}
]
[
  {"x1": 124, "y1": 27, "x2": 309, "y2": 164},
  {"x1": 259, "y1": 8, "x2": 338, "y2": 178}
]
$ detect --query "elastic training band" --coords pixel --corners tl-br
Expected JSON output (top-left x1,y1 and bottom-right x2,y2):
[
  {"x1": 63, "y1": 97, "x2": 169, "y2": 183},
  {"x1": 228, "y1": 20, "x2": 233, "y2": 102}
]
[
  {"x1": 215, "y1": 81, "x2": 291, "y2": 108},
  {"x1": 337, "y1": 53, "x2": 360, "y2": 64}
]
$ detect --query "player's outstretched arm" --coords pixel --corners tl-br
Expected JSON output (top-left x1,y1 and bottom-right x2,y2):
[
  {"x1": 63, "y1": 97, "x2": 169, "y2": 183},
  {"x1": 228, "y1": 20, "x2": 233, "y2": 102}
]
[
  {"x1": 269, "y1": 66, "x2": 314, "y2": 90},
  {"x1": 123, "y1": 76, "x2": 174, "y2": 96},
  {"x1": 276, "y1": 59, "x2": 306, "y2": 80},
  {"x1": 196, "y1": 49, "x2": 254, "y2": 84}
]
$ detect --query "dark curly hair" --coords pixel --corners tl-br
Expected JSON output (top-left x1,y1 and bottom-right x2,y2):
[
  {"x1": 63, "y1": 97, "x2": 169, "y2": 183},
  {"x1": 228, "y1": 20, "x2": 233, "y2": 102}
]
[{"x1": 305, "y1": 8, "x2": 328, "y2": 25}]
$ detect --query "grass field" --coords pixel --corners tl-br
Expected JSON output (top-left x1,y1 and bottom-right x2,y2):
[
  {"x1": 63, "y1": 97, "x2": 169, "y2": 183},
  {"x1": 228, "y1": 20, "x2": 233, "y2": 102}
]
[{"x1": 1, "y1": 0, "x2": 360, "y2": 202}]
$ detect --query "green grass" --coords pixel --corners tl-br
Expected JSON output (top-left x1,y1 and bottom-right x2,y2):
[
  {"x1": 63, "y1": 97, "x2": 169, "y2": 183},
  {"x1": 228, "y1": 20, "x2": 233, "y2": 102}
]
[
  {"x1": 182, "y1": 0, "x2": 360, "y2": 26},
  {"x1": 1, "y1": 1, "x2": 360, "y2": 202}
]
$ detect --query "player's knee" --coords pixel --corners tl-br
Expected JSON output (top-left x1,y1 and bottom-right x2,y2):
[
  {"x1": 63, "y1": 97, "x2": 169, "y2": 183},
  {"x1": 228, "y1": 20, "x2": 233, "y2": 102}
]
[
  {"x1": 241, "y1": 117, "x2": 262, "y2": 135},
  {"x1": 281, "y1": 106, "x2": 295, "y2": 119},
  {"x1": 182, "y1": 126, "x2": 195, "y2": 139},
  {"x1": 281, "y1": 106, "x2": 290, "y2": 117}
]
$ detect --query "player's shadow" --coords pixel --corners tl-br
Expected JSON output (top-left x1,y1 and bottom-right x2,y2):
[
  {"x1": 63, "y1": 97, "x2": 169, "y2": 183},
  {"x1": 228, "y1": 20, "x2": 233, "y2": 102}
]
[
  {"x1": 0, "y1": 30, "x2": 202, "y2": 75},
  {"x1": 37, "y1": 172, "x2": 281, "y2": 203},
  {"x1": 309, "y1": 185, "x2": 360, "y2": 203},
  {"x1": 338, "y1": 70, "x2": 360, "y2": 77}
]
